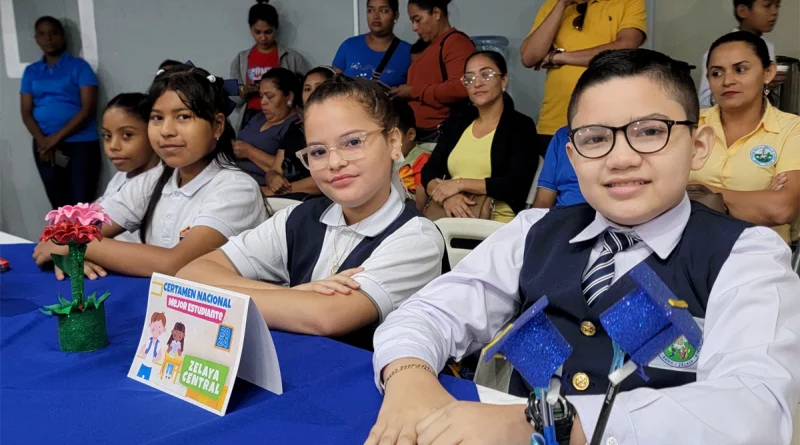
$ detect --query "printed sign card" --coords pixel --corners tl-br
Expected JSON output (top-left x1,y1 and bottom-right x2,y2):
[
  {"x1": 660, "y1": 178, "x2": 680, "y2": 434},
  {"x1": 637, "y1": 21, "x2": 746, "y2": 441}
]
[{"x1": 127, "y1": 273, "x2": 282, "y2": 415}]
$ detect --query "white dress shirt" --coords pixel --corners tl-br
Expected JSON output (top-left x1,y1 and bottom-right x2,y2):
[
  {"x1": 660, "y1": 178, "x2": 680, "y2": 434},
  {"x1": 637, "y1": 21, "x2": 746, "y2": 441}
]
[
  {"x1": 221, "y1": 186, "x2": 445, "y2": 322},
  {"x1": 698, "y1": 28, "x2": 776, "y2": 109},
  {"x1": 96, "y1": 166, "x2": 164, "y2": 244},
  {"x1": 373, "y1": 195, "x2": 800, "y2": 445},
  {"x1": 103, "y1": 162, "x2": 266, "y2": 247}
]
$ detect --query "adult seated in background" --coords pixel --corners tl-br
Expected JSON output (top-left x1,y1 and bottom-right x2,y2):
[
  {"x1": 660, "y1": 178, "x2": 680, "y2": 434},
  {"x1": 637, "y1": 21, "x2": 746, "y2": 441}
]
[
  {"x1": 520, "y1": 0, "x2": 647, "y2": 156},
  {"x1": 233, "y1": 68, "x2": 300, "y2": 189},
  {"x1": 532, "y1": 125, "x2": 586, "y2": 208},
  {"x1": 690, "y1": 31, "x2": 800, "y2": 244},
  {"x1": 393, "y1": 99, "x2": 429, "y2": 199},
  {"x1": 389, "y1": 0, "x2": 475, "y2": 143},
  {"x1": 261, "y1": 67, "x2": 336, "y2": 201},
  {"x1": 333, "y1": 0, "x2": 412, "y2": 87},
  {"x1": 420, "y1": 52, "x2": 538, "y2": 222},
  {"x1": 698, "y1": 0, "x2": 781, "y2": 108},
  {"x1": 20, "y1": 16, "x2": 101, "y2": 209},
  {"x1": 230, "y1": 0, "x2": 310, "y2": 131}
]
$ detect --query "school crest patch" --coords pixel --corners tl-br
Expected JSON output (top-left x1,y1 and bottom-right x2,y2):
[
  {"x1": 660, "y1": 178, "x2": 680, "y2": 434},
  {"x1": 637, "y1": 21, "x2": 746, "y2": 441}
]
[
  {"x1": 750, "y1": 145, "x2": 777, "y2": 167},
  {"x1": 658, "y1": 336, "x2": 699, "y2": 369}
]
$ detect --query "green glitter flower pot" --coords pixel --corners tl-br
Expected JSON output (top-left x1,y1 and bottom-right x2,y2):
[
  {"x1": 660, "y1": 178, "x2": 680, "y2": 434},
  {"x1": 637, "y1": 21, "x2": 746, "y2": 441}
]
[{"x1": 57, "y1": 303, "x2": 109, "y2": 352}]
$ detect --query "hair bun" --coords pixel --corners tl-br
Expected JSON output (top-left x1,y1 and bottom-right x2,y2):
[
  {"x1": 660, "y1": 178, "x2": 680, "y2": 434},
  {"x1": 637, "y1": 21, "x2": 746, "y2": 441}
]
[{"x1": 256, "y1": 0, "x2": 269, "y2": 3}]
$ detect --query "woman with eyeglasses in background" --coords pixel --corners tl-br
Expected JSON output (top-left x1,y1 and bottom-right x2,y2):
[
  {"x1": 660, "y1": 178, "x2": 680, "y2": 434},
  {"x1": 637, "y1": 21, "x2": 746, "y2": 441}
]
[{"x1": 419, "y1": 51, "x2": 538, "y2": 222}]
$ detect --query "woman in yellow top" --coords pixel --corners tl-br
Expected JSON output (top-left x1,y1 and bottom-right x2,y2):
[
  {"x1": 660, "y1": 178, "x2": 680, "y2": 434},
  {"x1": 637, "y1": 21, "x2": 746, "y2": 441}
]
[
  {"x1": 419, "y1": 51, "x2": 539, "y2": 223},
  {"x1": 690, "y1": 31, "x2": 800, "y2": 243}
]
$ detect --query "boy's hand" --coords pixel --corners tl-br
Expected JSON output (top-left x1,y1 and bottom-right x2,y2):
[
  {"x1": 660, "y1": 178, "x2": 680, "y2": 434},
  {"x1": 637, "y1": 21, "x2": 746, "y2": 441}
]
[
  {"x1": 292, "y1": 267, "x2": 364, "y2": 295},
  {"x1": 416, "y1": 402, "x2": 532, "y2": 445},
  {"x1": 365, "y1": 360, "x2": 454, "y2": 445}
]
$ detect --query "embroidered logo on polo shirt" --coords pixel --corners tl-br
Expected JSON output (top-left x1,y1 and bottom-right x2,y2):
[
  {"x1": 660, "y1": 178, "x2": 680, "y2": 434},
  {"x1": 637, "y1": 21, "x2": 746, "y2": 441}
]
[
  {"x1": 658, "y1": 336, "x2": 699, "y2": 369},
  {"x1": 750, "y1": 145, "x2": 777, "y2": 167},
  {"x1": 178, "y1": 226, "x2": 191, "y2": 241}
]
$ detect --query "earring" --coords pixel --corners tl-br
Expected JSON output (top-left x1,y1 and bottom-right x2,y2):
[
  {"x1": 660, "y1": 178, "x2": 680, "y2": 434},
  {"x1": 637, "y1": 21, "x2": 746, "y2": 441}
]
[
  {"x1": 287, "y1": 100, "x2": 293, "y2": 107},
  {"x1": 763, "y1": 86, "x2": 770, "y2": 96},
  {"x1": 502, "y1": 87, "x2": 507, "y2": 92}
]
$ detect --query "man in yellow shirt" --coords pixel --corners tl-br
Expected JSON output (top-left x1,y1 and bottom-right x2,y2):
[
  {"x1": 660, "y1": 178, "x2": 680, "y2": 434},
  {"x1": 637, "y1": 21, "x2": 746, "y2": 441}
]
[
  {"x1": 690, "y1": 102, "x2": 800, "y2": 243},
  {"x1": 521, "y1": 0, "x2": 647, "y2": 156}
]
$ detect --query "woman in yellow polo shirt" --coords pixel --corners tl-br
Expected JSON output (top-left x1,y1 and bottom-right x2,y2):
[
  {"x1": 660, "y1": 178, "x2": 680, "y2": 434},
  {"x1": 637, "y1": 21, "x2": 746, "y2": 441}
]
[{"x1": 690, "y1": 31, "x2": 800, "y2": 243}]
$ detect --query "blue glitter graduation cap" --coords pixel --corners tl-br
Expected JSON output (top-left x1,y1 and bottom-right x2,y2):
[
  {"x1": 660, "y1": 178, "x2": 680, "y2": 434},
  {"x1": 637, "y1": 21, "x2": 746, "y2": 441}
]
[
  {"x1": 482, "y1": 297, "x2": 572, "y2": 388},
  {"x1": 600, "y1": 263, "x2": 703, "y2": 378}
]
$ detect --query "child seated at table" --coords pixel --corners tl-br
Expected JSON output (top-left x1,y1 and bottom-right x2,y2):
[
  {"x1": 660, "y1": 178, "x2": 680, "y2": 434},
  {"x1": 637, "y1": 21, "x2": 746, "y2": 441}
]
[
  {"x1": 95, "y1": 93, "x2": 162, "y2": 244},
  {"x1": 365, "y1": 49, "x2": 800, "y2": 445},
  {"x1": 33, "y1": 64, "x2": 267, "y2": 279},
  {"x1": 177, "y1": 76, "x2": 445, "y2": 349}
]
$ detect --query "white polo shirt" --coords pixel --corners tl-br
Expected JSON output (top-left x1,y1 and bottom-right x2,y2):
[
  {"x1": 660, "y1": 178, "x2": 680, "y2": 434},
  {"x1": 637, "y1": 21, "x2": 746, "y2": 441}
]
[
  {"x1": 221, "y1": 186, "x2": 445, "y2": 322},
  {"x1": 103, "y1": 161, "x2": 266, "y2": 247},
  {"x1": 96, "y1": 165, "x2": 165, "y2": 244}
]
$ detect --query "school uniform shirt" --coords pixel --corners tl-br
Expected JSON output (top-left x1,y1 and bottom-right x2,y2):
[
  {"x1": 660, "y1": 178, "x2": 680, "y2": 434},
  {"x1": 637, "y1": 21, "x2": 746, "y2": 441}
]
[
  {"x1": 332, "y1": 35, "x2": 412, "y2": 87},
  {"x1": 529, "y1": 0, "x2": 647, "y2": 135},
  {"x1": 689, "y1": 102, "x2": 800, "y2": 242},
  {"x1": 537, "y1": 126, "x2": 586, "y2": 206},
  {"x1": 95, "y1": 165, "x2": 164, "y2": 244},
  {"x1": 102, "y1": 162, "x2": 266, "y2": 247},
  {"x1": 698, "y1": 28, "x2": 776, "y2": 109},
  {"x1": 20, "y1": 53, "x2": 98, "y2": 142},
  {"x1": 373, "y1": 195, "x2": 800, "y2": 444},
  {"x1": 220, "y1": 186, "x2": 445, "y2": 323}
]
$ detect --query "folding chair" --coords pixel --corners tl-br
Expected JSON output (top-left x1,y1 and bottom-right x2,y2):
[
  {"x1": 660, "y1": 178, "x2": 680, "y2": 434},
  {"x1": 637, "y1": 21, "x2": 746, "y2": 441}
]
[
  {"x1": 266, "y1": 197, "x2": 303, "y2": 214},
  {"x1": 434, "y1": 218, "x2": 505, "y2": 270}
]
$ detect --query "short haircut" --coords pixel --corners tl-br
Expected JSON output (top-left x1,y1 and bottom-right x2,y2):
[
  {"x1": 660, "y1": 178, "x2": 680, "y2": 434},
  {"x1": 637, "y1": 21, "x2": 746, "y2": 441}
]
[
  {"x1": 367, "y1": 0, "x2": 400, "y2": 14},
  {"x1": 249, "y1": 0, "x2": 279, "y2": 28},
  {"x1": 708, "y1": 31, "x2": 771, "y2": 69},
  {"x1": 34, "y1": 16, "x2": 64, "y2": 34},
  {"x1": 408, "y1": 0, "x2": 452, "y2": 17},
  {"x1": 392, "y1": 98, "x2": 416, "y2": 133},
  {"x1": 567, "y1": 49, "x2": 699, "y2": 126},
  {"x1": 150, "y1": 312, "x2": 167, "y2": 326},
  {"x1": 733, "y1": 0, "x2": 756, "y2": 22},
  {"x1": 410, "y1": 39, "x2": 429, "y2": 55}
]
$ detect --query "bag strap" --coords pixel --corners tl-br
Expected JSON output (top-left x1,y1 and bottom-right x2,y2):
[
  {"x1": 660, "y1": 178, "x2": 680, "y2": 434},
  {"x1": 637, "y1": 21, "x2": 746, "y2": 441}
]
[
  {"x1": 372, "y1": 37, "x2": 401, "y2": 81},
  {"x1": 439, "y1": 30, "x2": 470, "y2": 82}
]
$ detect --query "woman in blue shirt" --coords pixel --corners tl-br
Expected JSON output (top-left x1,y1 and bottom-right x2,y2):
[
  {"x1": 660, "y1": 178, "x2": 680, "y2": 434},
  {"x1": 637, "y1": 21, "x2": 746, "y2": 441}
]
[
  {"x1": 332, "y1": 0, "x2": 412, "y2": 87},
  {"x1": 20, "y1": 16, "x2": 100, "y2": 209}
]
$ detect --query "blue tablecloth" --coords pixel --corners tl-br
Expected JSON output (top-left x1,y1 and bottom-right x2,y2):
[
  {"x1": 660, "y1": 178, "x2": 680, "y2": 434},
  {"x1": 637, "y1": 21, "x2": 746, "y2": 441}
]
[{"x1": 0, "y1": 244, "x2": 479, "y2": 444}]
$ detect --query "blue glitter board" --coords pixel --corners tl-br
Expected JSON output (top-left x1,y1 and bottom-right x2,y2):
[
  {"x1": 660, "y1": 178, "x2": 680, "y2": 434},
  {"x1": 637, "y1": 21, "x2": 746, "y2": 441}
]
[{"x1": 482, "y1": 296, "x2": 572, "y2": 388}]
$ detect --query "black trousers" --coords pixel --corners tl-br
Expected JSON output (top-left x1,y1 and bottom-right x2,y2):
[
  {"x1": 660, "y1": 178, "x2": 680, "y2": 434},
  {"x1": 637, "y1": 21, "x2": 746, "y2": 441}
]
[{"x1": 33, "y1": 139, "x2": 101, "y2": 209}]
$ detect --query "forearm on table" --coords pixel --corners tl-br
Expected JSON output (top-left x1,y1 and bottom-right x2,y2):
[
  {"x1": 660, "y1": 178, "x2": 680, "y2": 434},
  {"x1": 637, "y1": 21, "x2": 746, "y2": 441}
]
[
  {"x1": 381, "y1": 357, "x2": 440, "y2": 391},
  {"x1": 222, "y1": 286, "x2": 379, "y2": 337},
  {"x1": 520, "y1": 2, "x2": 568, "y2": 67},
  {"x1": 85, "y1": 239, "x2": 189, "y2": 277},
  {"x1": 176, "y1": 254, "x2": 283, "y2": 290},
  {"x1": 555, "y1": 29, "x2": 645, "y2": 67}
]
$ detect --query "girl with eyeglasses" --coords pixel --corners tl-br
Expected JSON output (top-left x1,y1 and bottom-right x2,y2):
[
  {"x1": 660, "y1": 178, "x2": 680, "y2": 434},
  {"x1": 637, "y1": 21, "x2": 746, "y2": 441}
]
[
  {"x1": 419, "y1": 51, "x2": 539, "y2": 222},
  {"x1": 177, "y1": 76, "x2": 445, "y2": 350}
]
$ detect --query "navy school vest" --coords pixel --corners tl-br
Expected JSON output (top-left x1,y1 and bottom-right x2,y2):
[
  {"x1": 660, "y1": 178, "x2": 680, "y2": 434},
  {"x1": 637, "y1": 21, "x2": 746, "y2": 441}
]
[
  {"x1": 285, "y1": 196, "x2": 420, "y2": 350},
  {"x1": 508, "y1": 202, "x2": 749, "y2": 397}
]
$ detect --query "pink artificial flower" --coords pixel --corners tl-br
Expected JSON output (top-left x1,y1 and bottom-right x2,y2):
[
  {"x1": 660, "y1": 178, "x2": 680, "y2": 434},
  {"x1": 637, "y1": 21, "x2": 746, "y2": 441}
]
[{"x1": 45, "y1": 203, "x2": 112, "y2": 227}]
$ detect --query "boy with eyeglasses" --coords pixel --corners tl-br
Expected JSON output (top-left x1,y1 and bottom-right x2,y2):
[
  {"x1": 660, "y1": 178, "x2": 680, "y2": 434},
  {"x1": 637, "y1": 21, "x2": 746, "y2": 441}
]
[
  {"x1": 366, "y1": 49, "x2": 800, "y2": 445},
  {"x1": 520, "y1": 0, "x2": 647, "y2": 158}
]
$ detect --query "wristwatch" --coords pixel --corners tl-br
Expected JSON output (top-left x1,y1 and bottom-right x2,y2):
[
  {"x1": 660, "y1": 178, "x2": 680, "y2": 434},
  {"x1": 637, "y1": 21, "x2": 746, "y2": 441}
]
[
  {"x1": 548, "y1": 47, "x2": 566, "y2": 66},
  {"x1": 525, "y1": 392, "x2": 575, "y2": 445}
]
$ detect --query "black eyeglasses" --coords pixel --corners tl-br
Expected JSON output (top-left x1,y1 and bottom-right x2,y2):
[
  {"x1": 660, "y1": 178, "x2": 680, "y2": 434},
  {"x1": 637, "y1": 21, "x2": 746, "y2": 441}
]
[
  {"x1": 568, "y1": 119, "x2": 697, "y2": 159},
  {"x1": 573, "y1": 2, "x2": 588, "y2": 31}
]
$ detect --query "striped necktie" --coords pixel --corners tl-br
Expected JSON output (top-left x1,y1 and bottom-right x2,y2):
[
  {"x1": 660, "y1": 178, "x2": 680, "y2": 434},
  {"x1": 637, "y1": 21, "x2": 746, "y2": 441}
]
[{"x1": 582, "y1": 230, "x2": 640, "y2": 306}]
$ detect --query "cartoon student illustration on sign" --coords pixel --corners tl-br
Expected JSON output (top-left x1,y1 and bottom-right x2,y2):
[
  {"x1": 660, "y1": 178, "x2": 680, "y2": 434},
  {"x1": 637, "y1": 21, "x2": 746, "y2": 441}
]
[
  {"x1": 165, "y1": 322, "x2": 186, "y2": 379},
  {"x1": 137, "y1": 312, "x2": 167, "y2": 381}
]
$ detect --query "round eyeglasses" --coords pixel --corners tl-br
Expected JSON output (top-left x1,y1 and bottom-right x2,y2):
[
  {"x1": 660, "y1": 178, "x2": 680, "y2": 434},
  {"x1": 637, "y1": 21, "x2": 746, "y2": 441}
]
[
  {"x1": 568, "y1": 119, "x2": 696, "y2": 159},
  {"x1": 461, "y1": 69, "x2": 498, "y2": 86},
  {"x1": 295, "y1": 128, "x2": 385, "y2": 171}
]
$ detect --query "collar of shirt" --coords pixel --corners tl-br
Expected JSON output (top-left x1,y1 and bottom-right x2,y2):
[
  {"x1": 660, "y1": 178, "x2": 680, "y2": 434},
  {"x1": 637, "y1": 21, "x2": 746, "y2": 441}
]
[
  {"x1": 36, "y1": 52, "x2": 72, "y2": 71},
  {"x1": 704, "y1": 102, "x2": 782, "y2": 138},
  {"x1": 569, "y1": 194, "x2": 691, "y2": 259},
  {"x1": 319, "y1": 186, "x2": 404, "y2": 237},
  {"x1": 162, "y1": 161, "x2": 224, "y2": 197}
]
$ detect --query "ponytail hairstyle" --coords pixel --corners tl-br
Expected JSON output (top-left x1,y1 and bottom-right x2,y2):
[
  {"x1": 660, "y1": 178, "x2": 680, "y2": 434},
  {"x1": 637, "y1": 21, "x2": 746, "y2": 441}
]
[
  {"x1": 140, "y1": 64, "x2": 237, "y2": 243},
  {"x1": 249, "y1": 0, "x2": 279, "y2": 28},
  {"x1": 104, "y1": 92, "x2": 150, "y2": 124},
  {"x1": 305, "y1": 75, "x2": 408, "y2": 198}
]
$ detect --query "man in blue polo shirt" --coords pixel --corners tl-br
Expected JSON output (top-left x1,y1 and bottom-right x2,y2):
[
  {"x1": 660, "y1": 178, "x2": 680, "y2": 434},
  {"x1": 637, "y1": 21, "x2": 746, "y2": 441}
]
[
  {"x1": 532, "y1": 125, "x2": 586, "y2": 208},
  {"x1": 20, "y1": 16, "x2": 100, "y2": 209}
]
